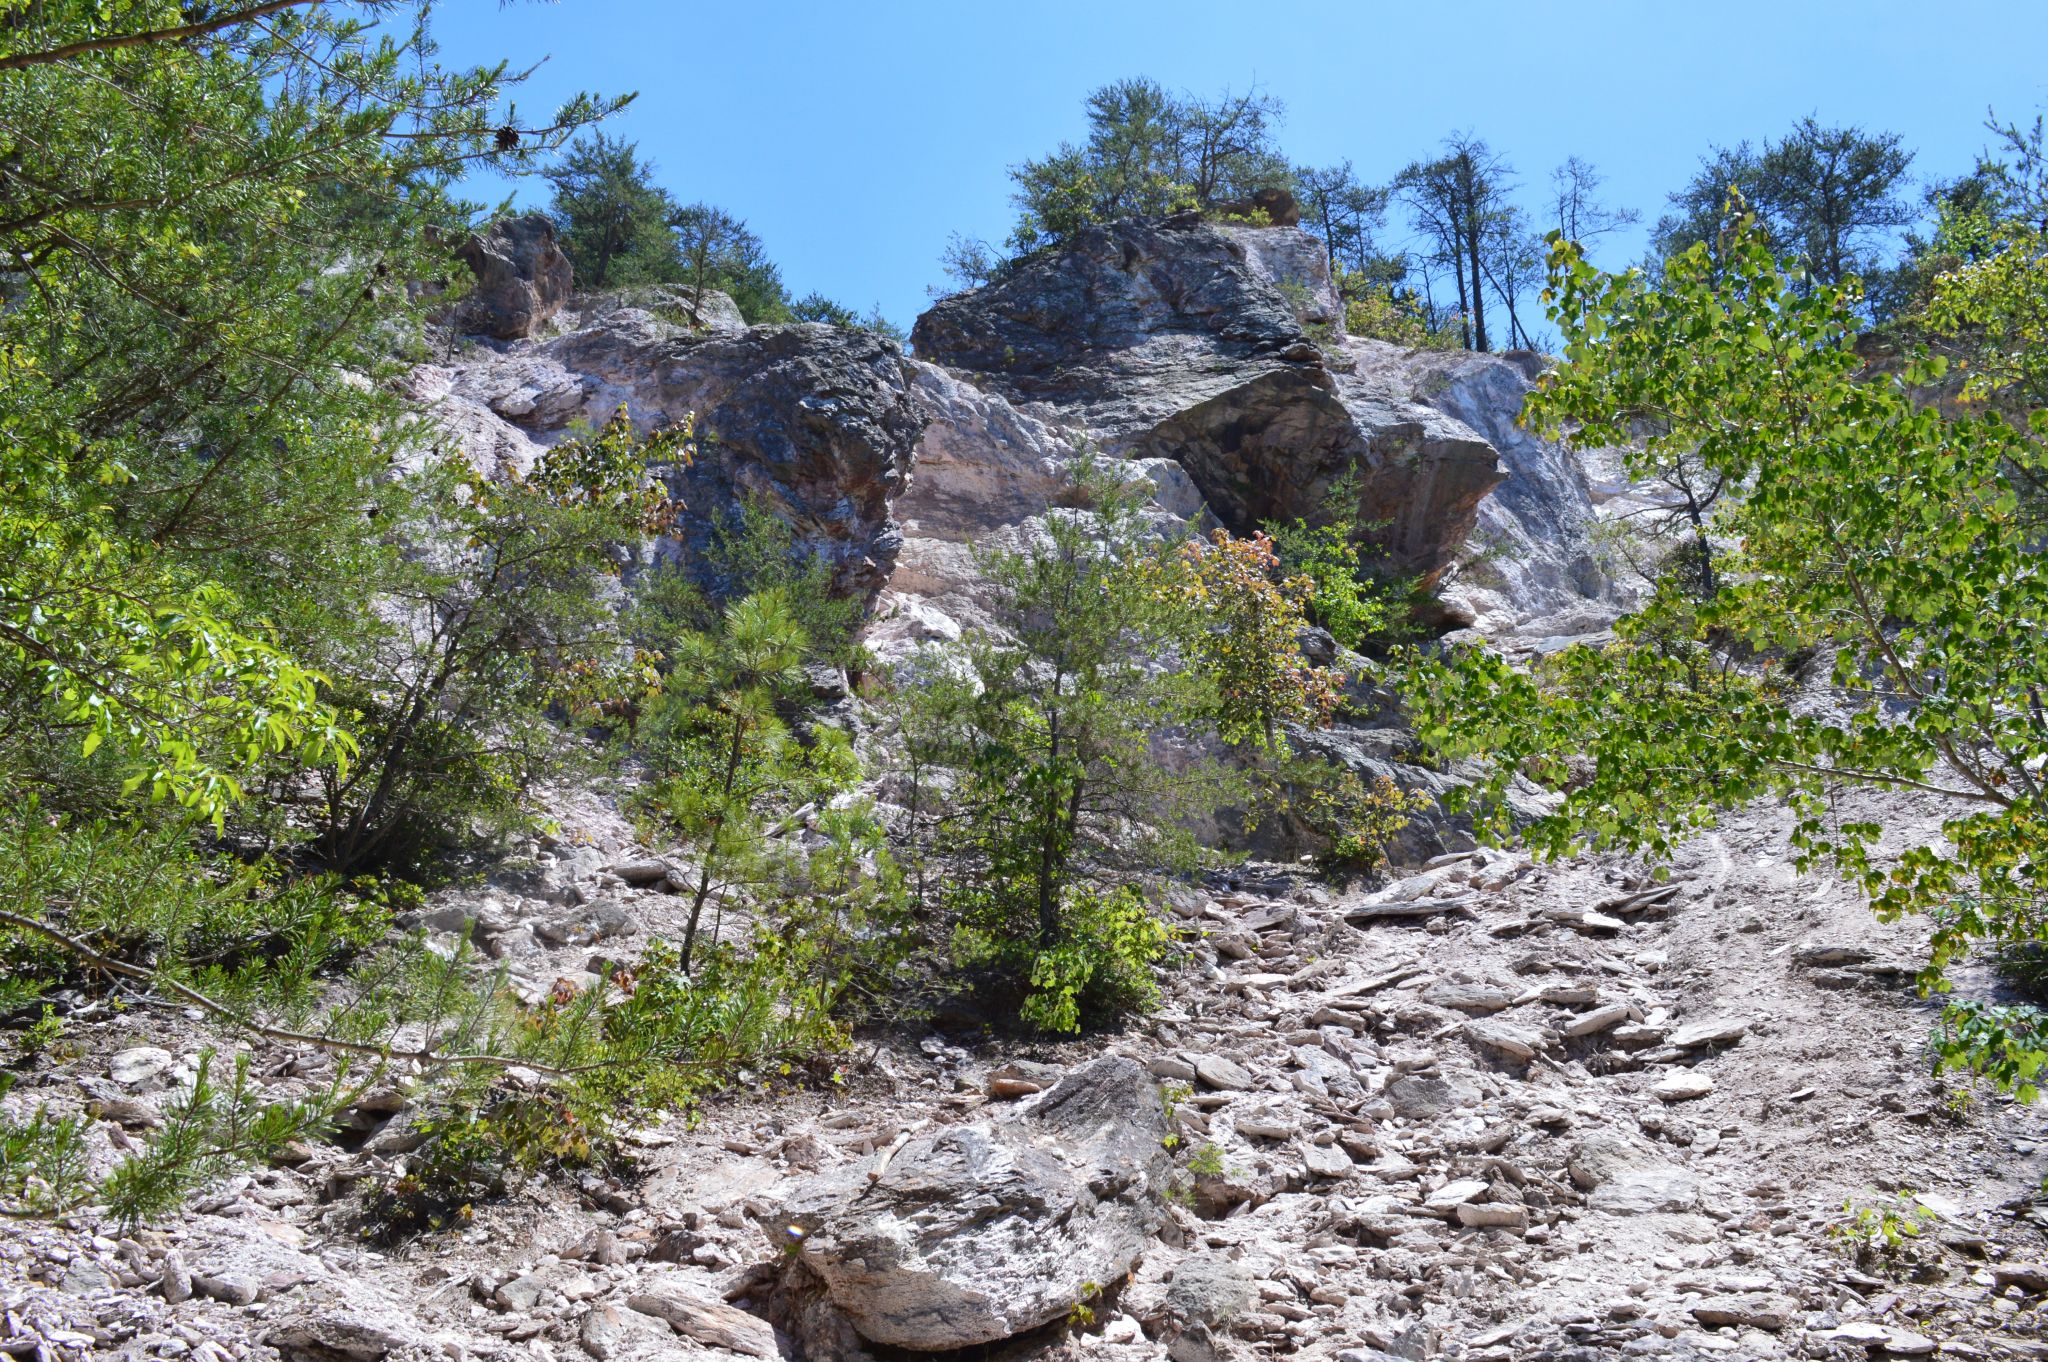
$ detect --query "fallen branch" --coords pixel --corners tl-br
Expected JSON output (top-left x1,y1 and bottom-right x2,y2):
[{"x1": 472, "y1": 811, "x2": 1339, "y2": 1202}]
[{"x1": 0, "y1": 906, "x2": 604, "y2": 1077}]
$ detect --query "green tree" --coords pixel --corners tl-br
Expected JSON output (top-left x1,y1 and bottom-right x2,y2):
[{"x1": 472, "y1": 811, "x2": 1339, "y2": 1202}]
[
  {"x1": 1407, "y1": 222, "x2": 2048, "y2": 1098},
  {"x1": 933, "y1": 231, "x2": 1003, "y2": 294},
  {"x1": 889, "y1": 466, "x2": 1232, "y2": 1027},
  {"x1": 1550, "y1": 156, "x2": 1639, "y2": 246},
  {"x1": 1654, "y1": 119, "x2": 1915, "y2": 298},
  {"x1": 0, "y1": 0, "x2": 623, "y2": 820},
  {"x1": 789, "y1": 292, "x2": 906, "y2": 340},
  {"x1": 308, "y1": 410, "x2": 688, "y2": 874},
  {"x1": 1006, "y1": 78, "x2": 1290, "y2": 256},
  {"x1": 1397, "y1": 134, "x2": 1515, "y2": 352},
  {"x1": 1887, "y1": 111, "x2": 2048, "y2": 390},
  {"x1": 1294, "y1": 161, "x2": 1412, "y2": 306},
  {"x1": 629, "y1": 497, "x2": 867, "y2": 675},
  {"x1": 0, "y1": 0, "x2": 892, "y2": 1230},
  {"x1": 671, "y1": 202, "x2": 790, "y2": 323},
  {"x1": 641, "y1": 591, "x2": 855, "y2": 974},
  {"x1": 1265, "y1": 517, "x2": 1413, "y2": 653},
  {"x1": 545, "y1": 132, "x2": 679, "y2": 289}
]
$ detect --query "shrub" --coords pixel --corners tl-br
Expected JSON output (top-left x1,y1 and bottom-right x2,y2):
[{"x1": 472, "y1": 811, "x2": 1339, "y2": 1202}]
[
  {"x1": 1264, "y1": 483, "x2": 1422, "y2": 656},
  {"x1": 2, "y1": 1051, "x2": 351, "y2": 1227},
  {"x1": 638, "y1": 591, "x2": 861, "y2": 973},
  {"x1": 362, "y1": 1089, "x2": 609, "y2": 1242},
  {"x1": 1159, "y1": 529, "x2": 1340, "y2": 754},
  {"x1": 882, "y1": 462, "x2": 1235, "y2": 1030},
  {"x1": 954, "y1": 885, "x2": 1173, "y2": 1035},
  {"x1": 307, "y1": 409, "x2": 689, "y2": 875},
  {"x1": 1829, "y1": 1193, "x2": 1938, "y2": 1274},
  {"x1": 1256, "y1": 761, "x2": 1435, "y2": 874}
]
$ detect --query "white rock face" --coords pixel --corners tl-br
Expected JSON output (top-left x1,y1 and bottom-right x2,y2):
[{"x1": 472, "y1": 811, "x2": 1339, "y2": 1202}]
[
  {"x1": 867, "y1": 361, "x2": 1205, "y2": 661},
  {"x1": 1217, "y1": 222, "x2": 1345, "y2": 326},
  {"x1": 1360, "y1": 342, "x2": 1628, "y2": 636}
]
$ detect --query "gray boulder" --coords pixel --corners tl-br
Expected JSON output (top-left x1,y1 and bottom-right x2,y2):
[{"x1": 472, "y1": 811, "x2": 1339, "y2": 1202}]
[
  {"x1": 680, "y1": 287, "x2": 748, "y2": 333},
  {"x1": 454, "y1": 214, "x2": 573, "y2": 340},
  {"x1": 911, "y1": 215, "x2": 1503, "y2": 586},
  {"x1": 770, "y1": 1054, "x2": 1172, "y2": 1350},
  {"x1": 265, "y1": 1312, "x2": 431, "y2": 1362},
  {"x1": 574, "y1": 285, "x2": 748, "y2": 335},
  {"x1": 1569, "y1": 1133, "x2": 1702, "y2": 1215},
  {"x1": 421, "y1": 314, "x2": 927, "y2": 601}
]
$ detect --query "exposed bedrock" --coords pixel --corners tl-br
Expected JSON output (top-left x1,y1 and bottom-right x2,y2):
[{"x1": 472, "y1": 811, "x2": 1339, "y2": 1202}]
[{"x1": 911, "y1": 215, "x2": 1506, "y2": 586}]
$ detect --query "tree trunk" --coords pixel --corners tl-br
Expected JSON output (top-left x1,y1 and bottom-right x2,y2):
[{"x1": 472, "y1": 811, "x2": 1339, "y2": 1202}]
[
  {"x1": 593, "y1": 217, "x2": 618, "y2": 291},
  {"x1": 1465, "y1": 212, "x2": 1489, "y2": 353},
  {"x1": 681, "y1": 715, "x2": 747, "y2": 975},
  {"x1": 1447, "y1": 206, "x2": 1473, "y2": 352}
]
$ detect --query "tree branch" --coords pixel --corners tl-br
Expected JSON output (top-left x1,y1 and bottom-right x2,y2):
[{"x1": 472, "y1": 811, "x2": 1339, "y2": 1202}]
[
  {"x1": 0, "y1": 1, "x2": 317, "y2": 73},
  {"x1": 0, "y1": 906, "x2": 611, "y2": 1077}
]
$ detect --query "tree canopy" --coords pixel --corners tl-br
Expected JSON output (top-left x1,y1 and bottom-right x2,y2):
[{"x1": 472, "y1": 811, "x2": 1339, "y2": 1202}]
[{"x1": 1653, "y1": 117, "x2": 1915, "y2": 301}]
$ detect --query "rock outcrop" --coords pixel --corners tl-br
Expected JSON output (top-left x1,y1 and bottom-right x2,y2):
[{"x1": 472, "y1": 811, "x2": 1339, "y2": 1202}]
[
  {"x1": 911, "y1": 215, "x2": 1505, "y2": 585},
  {"x1": 455, "y1": 214, "x2": 574, "y2": 340},
  {"x1": 429, "y1": 213, "x2": 1617, "y2": 635},
  {"x1": 644, "y1": 325, "x2": 925, "y2": 598},
  {"x1": 419, "y1": 312, "x2": 926, "y2": 598},
  {"x1": 1382, "y1": 344, "x2": 1625, "y2": 633},
  {"x1": 769, "y1": 1055, "x2": 1172, "y2": 1350}
]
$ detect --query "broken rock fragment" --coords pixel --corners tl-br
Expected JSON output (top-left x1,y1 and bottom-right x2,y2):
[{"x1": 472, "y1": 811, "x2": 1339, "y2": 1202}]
[{"x1": 769, "y1": 1055, "x2": 1172, "y2": 1350}]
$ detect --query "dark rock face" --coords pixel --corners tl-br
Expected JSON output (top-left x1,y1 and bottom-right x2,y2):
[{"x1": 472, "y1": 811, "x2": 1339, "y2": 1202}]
[
  {"x1": 1216, "y1": 185, "x2": 1301, "y2": 226},
  {"x1": 913, "y1": 216, "x2": 1310, "y2": 427},
  {"x1": 768, "y1": 1055, "x2": 1171, "y2": 1350},
  {"x1": 419, "y1": 316, "x2": 926, "y2": 599},
  {"x1": 454, "y1": 214, "x2": 573, "y2": 340},
  {"x1": 650, "y1": 325, "x2": 925, "y2": 599},
  {"x1": 912, "y1": 216, "x2": 1503, "y2": 585}
]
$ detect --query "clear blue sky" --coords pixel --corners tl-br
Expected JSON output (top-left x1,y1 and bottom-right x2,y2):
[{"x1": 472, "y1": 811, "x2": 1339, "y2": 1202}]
[{"x1": 427, "y1": 0, "x2": 2048, "y2": 332}]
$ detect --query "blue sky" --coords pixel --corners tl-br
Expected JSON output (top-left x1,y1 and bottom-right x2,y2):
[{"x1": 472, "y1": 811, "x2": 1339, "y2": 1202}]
[{"x1": 427, "y1": 0, "x2": 2048, "y2": 333}]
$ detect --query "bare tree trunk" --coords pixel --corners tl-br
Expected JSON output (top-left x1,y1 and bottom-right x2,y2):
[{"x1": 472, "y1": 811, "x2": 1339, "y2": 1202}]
[
  {"x1": 681, "y1": 717, "x2": 747, "y2": 975},
  {"x1": 1447, "y1": 207, "x2": 1473, "y2": 352},
  {"x1": 1465, "y1": 199, "x2": 1489, "y2": 353}
]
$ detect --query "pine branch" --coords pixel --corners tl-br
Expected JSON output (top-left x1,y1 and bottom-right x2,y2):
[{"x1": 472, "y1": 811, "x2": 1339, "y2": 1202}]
[{"x1": 0, "y1": 1, "x2": 318, "y2": 73}]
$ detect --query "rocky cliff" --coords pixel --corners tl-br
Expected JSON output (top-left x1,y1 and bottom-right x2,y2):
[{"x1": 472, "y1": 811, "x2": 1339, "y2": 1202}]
[
  {"x1": 414, "y1": 210, "x2": 1618, "y2": 646},
  {"x1": 910, "y1": 216, "x2": 1507, "y2": 592},
  {"x1": 400, "y1": 212, "x2": 1626, "y2": 864}
]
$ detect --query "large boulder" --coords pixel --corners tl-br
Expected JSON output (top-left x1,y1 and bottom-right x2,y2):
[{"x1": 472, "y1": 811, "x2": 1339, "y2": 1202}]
[
  {"x1": 573, "y1": 285, "x2": 748, "y2": 335},
  {"x1": 420, "y1": 314, "x2": 927, "y2": 600},
  {"x1": 644, "y1": 325, "x2": 925, "y2": 599},
  {"x1": 911, "y1": 215, "x2": 1504, "y2": 585},
  {"x1": 454, "y1": 214, "x2": 573, "y2": 340},
  {"x1": 768, "y1": 1055, "x2": 1172, "y2": 1350}
]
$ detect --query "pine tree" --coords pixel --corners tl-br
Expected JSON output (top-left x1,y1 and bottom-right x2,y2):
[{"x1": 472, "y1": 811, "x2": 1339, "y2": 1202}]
[{"x1": 544, "y1": 132, "x2": 679, "y2": 289}]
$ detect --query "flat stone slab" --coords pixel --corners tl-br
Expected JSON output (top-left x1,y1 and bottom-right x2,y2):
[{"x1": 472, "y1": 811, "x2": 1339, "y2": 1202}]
[
  {"x1": 1669, "y1": 1018, "x2": 1747, "y2": 1049},
  {"x1": 1653, "y1": 1070, "x2": 1715, "y2": 1103},
  {"x1": 1194, "y1": 1054, "x2": 1256, "y2": 1091}
]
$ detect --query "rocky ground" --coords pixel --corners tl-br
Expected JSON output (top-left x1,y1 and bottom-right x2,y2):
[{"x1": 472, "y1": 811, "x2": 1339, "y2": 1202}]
[{"x1": 5, "y1": 779, "x2": 2045, "y2": 1362}]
